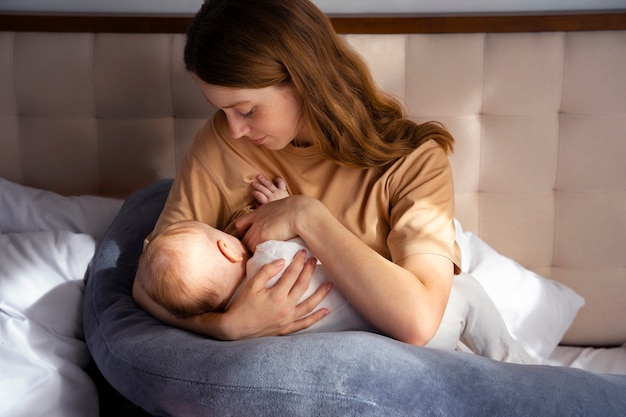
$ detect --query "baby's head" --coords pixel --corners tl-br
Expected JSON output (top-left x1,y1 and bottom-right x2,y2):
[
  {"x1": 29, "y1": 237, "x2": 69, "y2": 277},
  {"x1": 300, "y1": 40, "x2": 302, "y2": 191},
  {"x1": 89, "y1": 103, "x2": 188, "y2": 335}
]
[{"x1": 137, "y1": 220, "x2": 249, "y2": 318}]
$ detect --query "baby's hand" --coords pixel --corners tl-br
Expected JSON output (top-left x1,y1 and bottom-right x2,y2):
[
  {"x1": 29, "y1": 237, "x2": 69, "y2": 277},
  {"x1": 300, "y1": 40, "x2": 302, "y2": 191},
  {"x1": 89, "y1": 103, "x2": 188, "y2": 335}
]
[{"x1": 251, "y1": 174, "x2": 289, "y2": 205}]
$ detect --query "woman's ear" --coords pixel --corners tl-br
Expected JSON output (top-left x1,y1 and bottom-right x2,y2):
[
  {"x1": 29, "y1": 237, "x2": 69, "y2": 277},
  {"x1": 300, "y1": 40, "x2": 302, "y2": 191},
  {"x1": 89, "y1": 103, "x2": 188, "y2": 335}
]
[{"x1": 217, "y1": 240, "x2": 244, "y2": 262}]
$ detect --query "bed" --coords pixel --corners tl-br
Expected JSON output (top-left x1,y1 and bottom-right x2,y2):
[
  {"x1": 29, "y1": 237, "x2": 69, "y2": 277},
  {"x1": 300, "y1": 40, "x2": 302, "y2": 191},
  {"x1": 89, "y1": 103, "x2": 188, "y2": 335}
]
[{"x1": 1, "y1": 10, "x2": 625, "y2": 417}]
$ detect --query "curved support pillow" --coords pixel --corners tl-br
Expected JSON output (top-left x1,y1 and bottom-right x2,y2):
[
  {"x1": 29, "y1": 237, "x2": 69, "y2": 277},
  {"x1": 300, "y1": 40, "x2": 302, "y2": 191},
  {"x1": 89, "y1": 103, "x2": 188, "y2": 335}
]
[{"x1": 84, "y1": 180, "x2": 626, "y2": 416}]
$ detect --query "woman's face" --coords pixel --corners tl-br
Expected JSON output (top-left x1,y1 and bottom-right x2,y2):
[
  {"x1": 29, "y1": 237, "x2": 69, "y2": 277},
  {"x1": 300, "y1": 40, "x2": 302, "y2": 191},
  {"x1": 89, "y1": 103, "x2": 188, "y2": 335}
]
[{"x1": 196, "y1": 79, "x2": 310, "y2": 150}]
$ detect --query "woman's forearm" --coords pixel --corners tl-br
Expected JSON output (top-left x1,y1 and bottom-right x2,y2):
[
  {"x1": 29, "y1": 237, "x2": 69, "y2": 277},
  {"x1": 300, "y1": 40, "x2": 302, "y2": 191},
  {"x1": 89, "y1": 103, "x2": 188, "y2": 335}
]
[{"x1": 294, "y1": 198, "x2": 454, "y2": 346}]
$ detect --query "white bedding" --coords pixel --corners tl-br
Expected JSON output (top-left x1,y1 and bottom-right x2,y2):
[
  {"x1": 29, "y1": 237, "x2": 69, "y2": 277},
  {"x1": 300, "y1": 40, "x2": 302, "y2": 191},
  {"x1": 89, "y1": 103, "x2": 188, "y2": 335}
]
[
  {"x1": 0, "y1": 179, "x2": 123, "y2": 417},
  {"x1": 0, "y1": 178, "x2": 622, "y2": 416},
  {"x1": 0, "y1": 231, "x2": 99, "y2": 417},
  {"x1": 0, "y1": 178, "x2": 122, "y2": 240},
  {"x1": 547, "y1": 344, "x2": 626, "y2": 375}
]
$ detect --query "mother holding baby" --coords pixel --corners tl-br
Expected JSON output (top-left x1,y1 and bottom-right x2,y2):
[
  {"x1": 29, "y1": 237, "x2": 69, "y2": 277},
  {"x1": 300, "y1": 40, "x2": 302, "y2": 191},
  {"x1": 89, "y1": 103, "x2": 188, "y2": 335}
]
[{"x1": 133, "y1": 0, "x2": 461, "y2": 346}]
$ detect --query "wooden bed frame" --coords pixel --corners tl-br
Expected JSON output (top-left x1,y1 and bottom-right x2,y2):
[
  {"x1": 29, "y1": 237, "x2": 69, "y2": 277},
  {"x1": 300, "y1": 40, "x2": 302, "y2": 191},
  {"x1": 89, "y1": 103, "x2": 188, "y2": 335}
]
[{"x1": 1, "y1": 10, "x2": 625, "y2": 34}]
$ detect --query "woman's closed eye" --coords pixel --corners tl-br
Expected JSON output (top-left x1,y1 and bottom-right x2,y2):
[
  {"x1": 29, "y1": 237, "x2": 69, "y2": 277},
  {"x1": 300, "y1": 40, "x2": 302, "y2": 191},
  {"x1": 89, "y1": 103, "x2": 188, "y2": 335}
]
[{"x1": 240, "y1": 108, "x2": 255, "y2": 119}]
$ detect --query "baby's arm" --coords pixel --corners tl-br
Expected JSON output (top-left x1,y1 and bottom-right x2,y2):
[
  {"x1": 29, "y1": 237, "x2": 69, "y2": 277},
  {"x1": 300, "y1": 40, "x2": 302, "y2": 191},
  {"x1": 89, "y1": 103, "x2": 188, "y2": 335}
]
[{"x1": 251, "y1": 174, "x2": 289, "y2": 204}]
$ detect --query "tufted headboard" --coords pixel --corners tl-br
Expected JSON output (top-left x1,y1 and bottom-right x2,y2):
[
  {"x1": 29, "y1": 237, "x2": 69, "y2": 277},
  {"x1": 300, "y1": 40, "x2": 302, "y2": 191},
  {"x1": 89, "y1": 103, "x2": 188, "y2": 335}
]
[{"x1": 0, "y1": 12, "x2": 625, "y2": 347}]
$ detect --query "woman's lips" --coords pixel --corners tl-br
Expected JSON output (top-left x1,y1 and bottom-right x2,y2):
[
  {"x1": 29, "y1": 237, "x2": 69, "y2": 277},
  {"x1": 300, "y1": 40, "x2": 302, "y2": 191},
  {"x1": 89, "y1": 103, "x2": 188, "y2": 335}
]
[{"x1": 249, "y1": 136, "x2": 267, "y2": 145}]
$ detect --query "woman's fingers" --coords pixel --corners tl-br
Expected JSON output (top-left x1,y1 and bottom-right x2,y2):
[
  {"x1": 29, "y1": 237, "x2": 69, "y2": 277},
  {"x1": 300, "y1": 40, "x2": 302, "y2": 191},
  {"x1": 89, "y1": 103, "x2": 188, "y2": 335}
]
[
  {"x1": 247, "y1": 258, "x2": 286, "y2": 291},
  {"x1": 275, "y1": 282, "x2": 333, "y2": 335},
  {"x1": 278, "y1": 307, "x2": 330, "y2": 336},
  {"x1": 238, "y1": 196, "x2": 317, "y2": 251},
  {"x1": 268, "y1": 250, "x2": 322, "y2": 301},
  {"x1": 297, "y1": 280, "x2": 334, "y2": 315},
  {"x1": 234, "y1": 211, "x2": 254, "y2": 237},
  {"x1": 270, "y1": 250, "x2": 309, "y2": 293},
  {"x1": 275, "y1": 254, "x2": 333, "y2": 334},
  {"x1": 236, "y1": 203, "x2": 286, "y2": 251}
]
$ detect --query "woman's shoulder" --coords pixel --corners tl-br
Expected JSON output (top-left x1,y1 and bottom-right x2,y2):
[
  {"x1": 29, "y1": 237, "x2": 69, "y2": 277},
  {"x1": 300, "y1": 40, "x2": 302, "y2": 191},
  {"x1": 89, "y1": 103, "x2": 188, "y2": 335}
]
[
  {"x1": 377, "y1": 139, "x2": 454, "y2": 200},
  {"x1": 388, "y1": 139, "x2": 450, "y2": 175},
  {"x1": 409, "y1": 139, "x2": 448, "y2": 159}
]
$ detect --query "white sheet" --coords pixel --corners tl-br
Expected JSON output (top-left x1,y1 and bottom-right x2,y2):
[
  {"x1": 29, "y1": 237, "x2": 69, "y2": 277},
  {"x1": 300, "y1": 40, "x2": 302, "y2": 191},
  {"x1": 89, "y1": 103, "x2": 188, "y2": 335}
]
[{"x1": 547, "y1": 344, "x2": 626, "y2": 375}]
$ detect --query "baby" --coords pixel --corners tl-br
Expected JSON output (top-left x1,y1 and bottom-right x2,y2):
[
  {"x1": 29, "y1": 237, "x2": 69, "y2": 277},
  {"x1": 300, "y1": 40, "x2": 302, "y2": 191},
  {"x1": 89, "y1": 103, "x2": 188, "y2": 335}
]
[
  {"x1": 136, "y1": 174, "x2": 310, "y2": 317},
  {"x1": 136, "y1": 175, "x2": 535, "y2": 363}
]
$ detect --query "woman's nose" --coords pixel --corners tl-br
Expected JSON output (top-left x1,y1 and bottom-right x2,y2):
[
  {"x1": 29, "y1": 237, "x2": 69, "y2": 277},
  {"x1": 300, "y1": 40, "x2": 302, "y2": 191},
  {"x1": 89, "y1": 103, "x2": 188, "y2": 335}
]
[{"x1": 228, "y1": 116, "x2": 251, "y2": 139}]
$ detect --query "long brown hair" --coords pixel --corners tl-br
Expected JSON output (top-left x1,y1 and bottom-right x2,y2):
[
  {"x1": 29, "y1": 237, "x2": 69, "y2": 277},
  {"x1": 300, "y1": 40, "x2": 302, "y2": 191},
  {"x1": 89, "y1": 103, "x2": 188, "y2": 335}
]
[{"x1": 185, "y1": 0, "x2": 454, "y2": 169}]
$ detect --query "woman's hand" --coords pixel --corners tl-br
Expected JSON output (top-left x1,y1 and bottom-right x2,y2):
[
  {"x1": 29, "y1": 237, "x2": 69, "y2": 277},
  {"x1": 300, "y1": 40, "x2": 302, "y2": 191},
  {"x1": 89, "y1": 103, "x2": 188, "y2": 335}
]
[
  {"x1": 220, "y1": 250, "x2": 332, "y2": 340},
  {"x1": 235, "y1": 195, "x2": 319, "y2": 251}
]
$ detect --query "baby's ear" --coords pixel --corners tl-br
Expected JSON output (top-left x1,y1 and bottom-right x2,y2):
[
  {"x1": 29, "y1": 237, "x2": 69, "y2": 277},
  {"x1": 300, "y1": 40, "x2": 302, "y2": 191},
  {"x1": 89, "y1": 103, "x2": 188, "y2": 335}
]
[{"x1": 217, "y1": 240, "x2": 243, "y2": 262}]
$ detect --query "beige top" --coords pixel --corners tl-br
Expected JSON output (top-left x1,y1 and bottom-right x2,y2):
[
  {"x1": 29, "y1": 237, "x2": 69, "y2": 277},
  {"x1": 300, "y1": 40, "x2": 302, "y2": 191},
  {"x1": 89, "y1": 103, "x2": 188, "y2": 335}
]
[{"x1": 154, "y1": 111, "x2": 461, "y2": 272}]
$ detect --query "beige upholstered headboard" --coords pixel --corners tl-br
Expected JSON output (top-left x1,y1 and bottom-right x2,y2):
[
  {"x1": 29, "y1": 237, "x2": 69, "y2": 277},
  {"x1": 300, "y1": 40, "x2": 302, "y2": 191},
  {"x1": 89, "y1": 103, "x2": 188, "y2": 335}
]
[{"x1": 1, "y1": 12, "x2": 625, "y2": 346}]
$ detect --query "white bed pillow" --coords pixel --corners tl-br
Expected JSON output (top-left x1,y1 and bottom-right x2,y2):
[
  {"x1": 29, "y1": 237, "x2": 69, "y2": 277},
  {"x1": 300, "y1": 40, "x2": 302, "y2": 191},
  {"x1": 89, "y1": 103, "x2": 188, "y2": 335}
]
[
  {"x1": 0, "y1": 231, "x2": 99, "y2": 417},
  {"x1": 454, "y1": 220, "x2": 585, "y2": 362},
  {"x1": 0, "y1": 177, "x2": 123, "y2": 240}
]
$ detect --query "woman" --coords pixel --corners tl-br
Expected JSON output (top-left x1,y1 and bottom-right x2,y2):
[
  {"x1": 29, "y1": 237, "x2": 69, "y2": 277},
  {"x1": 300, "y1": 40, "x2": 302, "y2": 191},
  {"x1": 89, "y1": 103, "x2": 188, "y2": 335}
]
[{"x1": 133, "y1": 0, "x2": 461, "y2": 346}]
